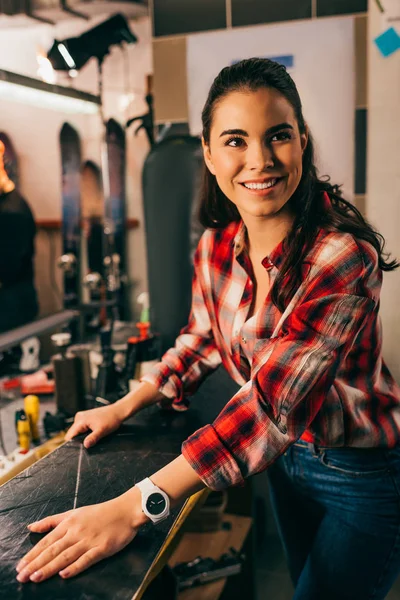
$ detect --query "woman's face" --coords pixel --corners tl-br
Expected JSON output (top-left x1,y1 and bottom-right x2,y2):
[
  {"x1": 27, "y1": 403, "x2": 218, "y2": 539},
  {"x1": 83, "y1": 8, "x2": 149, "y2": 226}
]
[{"x1": 203, "y1": 87, "x2": 308, "y2": 221}]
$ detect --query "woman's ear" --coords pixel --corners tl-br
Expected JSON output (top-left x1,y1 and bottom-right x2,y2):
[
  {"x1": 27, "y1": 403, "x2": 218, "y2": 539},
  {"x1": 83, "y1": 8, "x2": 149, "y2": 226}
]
[
  {"x1": 202, "y1": 137, "x2": 216, "y2": 175},
  {"x1": 300, "y1": 125, "x2": 309, "y2": 154}
]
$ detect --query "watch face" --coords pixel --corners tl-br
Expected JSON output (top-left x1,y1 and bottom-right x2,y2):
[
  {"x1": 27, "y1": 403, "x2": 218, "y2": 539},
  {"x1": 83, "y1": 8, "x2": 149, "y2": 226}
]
[{"x1": 146, "y1": 492, "x2": 166, "y2": 516}]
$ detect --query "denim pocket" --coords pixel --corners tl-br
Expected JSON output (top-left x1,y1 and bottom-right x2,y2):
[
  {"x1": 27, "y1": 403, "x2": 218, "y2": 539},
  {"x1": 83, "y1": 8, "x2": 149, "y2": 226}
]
[{"x1": 318, "y1": 447, "x2": 390, "y2": 478}]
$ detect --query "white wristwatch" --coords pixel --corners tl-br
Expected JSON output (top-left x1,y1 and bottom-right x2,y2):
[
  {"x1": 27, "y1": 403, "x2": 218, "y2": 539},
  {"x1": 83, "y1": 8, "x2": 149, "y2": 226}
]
[{"x1": 136, "y1": 477, "x2": 170, "y2": 524}]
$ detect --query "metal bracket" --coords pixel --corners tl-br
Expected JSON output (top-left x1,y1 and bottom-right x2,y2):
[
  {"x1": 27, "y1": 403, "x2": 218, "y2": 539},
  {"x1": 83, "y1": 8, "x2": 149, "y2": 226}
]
[
  {"x1": 60, "y1": 0, "x2": 89, "y2": 20},
  {"x1": 25, "y1": 0, "x2": 56, "y2": 24}
]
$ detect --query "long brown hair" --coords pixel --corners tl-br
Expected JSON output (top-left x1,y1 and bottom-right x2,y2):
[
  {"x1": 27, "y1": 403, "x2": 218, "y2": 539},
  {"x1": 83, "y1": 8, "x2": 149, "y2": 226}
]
[{"x1": 199, "y1": 57, "x2": 398, "y2": 312}]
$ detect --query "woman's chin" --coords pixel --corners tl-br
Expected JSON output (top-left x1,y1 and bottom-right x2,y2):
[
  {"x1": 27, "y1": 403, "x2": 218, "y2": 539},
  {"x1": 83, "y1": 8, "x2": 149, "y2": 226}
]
[{"x1": 237, "y1": 200, "x2": 288, "y2": 221}]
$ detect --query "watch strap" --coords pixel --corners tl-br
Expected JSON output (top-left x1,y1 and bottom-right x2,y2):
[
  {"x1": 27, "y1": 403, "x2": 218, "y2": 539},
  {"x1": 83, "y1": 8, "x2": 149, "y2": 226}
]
[{"x1": 136, "y1": 477, "x2": 157, "y2": 495}]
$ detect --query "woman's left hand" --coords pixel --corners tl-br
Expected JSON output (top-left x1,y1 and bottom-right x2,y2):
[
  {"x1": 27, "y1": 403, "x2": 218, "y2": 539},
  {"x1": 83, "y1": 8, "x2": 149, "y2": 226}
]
[{"x1": 16, "y1": 488, "x2": 147, "y2": 583}]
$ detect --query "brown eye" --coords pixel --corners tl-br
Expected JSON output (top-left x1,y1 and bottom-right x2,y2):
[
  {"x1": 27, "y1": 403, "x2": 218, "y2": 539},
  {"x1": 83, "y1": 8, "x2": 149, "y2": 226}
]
[
  {"x1": 226, "y1": 137, "x2": 245, "y2": 147},
  {"x1": 270, "y1": 131, "x2": 292, "y2": 143}
]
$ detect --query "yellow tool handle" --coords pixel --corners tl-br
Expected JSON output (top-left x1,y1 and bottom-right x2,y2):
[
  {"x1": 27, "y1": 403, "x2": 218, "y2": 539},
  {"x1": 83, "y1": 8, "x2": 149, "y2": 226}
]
[
  {"x1": 17, "y1": 418, "x2": 31, "y2": 451},
  {"x1": 24, "y1": 394, "x2": 40, "y2": 442}
]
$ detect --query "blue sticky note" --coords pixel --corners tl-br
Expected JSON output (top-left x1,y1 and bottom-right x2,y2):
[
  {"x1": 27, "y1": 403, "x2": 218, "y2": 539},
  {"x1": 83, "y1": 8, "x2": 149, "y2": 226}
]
[
  {"x1": 265, "y1": 55, "x2": 294, "y2": 69},
  {"x1": 231, "y1": 55, "x2": 294, "y2": 68},
  {"x1": 374, "y1": 27, "x2": 400, "y2": 58}
]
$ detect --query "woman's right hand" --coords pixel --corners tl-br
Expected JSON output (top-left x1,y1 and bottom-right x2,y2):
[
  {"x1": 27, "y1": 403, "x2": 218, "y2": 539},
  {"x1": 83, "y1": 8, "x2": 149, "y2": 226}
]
[
  {"x1": 64, "y1": 404, "x2": 124, "y2": 449},
  {"x1": 64, "y1": 381, "x2": 163, "y2": 449}
]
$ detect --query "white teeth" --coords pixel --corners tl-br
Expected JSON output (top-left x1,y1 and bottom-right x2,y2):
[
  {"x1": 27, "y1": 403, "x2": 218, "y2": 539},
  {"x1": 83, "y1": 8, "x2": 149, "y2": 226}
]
[{"x1": 243, "y1": 179, "x2": 277, "y2": 190}]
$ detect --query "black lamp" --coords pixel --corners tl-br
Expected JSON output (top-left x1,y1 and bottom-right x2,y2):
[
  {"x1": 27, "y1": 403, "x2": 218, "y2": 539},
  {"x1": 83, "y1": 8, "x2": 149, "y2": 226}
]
[{"x1": 47, "y1": 13, "x2": 137, "y2": 72}]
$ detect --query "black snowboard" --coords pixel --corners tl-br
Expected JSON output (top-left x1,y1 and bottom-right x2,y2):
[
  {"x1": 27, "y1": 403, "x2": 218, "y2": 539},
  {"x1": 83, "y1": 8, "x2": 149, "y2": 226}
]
[
  {"x1": 59, "y1": 123, "x2": 82, "y2": 309},
  {"x1": 81, "y1": 160, "x2": 104, "y2": 286},
  {"x1": 80, "y1": 159, "x2": 106, "y2": 330},
  {"x1": 104, "y1": 119, "x2": 127, "y2": 320}
]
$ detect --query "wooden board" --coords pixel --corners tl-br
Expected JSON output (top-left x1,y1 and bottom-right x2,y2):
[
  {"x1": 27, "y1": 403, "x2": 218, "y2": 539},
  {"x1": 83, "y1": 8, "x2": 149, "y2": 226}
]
[
  {"x1": 169, "y1": 514, "x2": 252, "y2": 600},
  {"x1": 134, "y1": 488, "x2": 210, "y2": 599}
]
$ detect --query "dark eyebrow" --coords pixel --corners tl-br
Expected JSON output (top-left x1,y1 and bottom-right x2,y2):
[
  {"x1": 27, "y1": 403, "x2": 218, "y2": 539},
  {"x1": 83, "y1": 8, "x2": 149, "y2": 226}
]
[
  {"x1": 219, "y1": 122, "x2": 294, "y2": 138},
  {"x1": 267, "y1": 123, "x2": 294, "y2": 135},
  {"x1": 219, "y1": 128, "x2": 248, "y2": 138}
]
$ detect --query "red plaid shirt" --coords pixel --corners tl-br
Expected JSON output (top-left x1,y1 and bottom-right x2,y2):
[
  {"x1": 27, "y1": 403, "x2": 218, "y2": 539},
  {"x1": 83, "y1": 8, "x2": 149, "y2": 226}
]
[{"x1": 142, "y1": 219, "x2": 400, "y2": 491}]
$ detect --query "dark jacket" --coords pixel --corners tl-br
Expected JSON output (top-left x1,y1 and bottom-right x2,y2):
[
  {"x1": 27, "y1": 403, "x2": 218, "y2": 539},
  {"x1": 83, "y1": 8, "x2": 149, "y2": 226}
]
[{"x1": 0, "y1": 189, "x2": 38, "y2": 332}]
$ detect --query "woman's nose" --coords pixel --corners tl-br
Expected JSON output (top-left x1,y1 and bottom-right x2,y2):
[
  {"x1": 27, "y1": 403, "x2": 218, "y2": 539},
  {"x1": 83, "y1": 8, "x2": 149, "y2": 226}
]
[{"x1": 247, "y1": 143, "x2": 274, "y2": 170}]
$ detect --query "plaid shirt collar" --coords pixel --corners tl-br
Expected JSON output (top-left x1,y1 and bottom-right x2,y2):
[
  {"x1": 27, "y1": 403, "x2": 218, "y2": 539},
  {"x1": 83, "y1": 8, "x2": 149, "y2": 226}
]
[
  {"x1": 232, "y1": 220, "x2": 286, "y2": 271},
  {"x1": 232, "y1": 191, "x2": 333, "y2": 270}
]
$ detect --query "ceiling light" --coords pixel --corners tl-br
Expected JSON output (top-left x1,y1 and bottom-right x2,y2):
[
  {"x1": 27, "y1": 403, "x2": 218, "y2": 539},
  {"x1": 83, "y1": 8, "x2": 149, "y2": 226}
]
[{"x1": 0, "y1": 79, "x2": 98, "y2": 115}]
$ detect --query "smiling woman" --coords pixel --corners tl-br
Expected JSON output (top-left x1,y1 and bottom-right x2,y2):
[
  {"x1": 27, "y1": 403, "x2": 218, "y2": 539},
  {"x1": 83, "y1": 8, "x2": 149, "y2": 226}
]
[
  {"x1": 198, "y1": 58, "x2": 397, "y2": 312},
  {"x1": 202, "y1": 87, "x2": 306, "y2": 236},
  {"x1": 16, "y1": 58, "x2": 400, "y2": 600}
]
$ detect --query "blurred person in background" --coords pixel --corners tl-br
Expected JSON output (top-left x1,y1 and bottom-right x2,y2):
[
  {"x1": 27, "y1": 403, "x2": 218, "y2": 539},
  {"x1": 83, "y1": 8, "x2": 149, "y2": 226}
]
[{"x1": 0, "y1": 140, "x2": 38, "y2": 334}]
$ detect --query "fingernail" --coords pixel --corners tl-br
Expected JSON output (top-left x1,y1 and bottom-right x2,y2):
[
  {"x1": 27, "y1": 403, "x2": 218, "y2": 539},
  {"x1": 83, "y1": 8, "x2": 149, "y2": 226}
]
[
  {"x1": 30, "y1": 570, "x2": 43, "y2": 582},
  {"x1": 59, "y1": 569, "x2": 69, "y2": 578},
  {"x1": 16, "y1": 560, "x2": 27, "y2": 573},
  {"x1": 17, "y1": 570, "x2": 30, "y2": 583}
]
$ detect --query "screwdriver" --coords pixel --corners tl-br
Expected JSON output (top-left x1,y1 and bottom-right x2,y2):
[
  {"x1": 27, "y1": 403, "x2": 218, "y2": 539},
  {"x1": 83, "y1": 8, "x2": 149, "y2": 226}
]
[
  {"x1": 24, "y1": 394, "x2": 40, "y2": 443},
  {"x1": 16, "y1": 411, "x2": 30, "y2": 453}
]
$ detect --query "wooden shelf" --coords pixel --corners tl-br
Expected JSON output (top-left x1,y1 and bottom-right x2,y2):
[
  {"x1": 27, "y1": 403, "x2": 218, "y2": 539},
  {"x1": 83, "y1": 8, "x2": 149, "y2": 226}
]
[
  {"x1": 36, "y1": 218, "x2": 140, "y2": 230},
  {"x1": 168, "y1": 514, "x2": 252, "y2": 600}
]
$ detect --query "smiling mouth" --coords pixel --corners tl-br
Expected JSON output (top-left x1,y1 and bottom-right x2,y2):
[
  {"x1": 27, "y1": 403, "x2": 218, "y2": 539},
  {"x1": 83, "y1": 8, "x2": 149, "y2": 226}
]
[{"x1": 240, "y1": 177, "x2": 283, "y2": 190}]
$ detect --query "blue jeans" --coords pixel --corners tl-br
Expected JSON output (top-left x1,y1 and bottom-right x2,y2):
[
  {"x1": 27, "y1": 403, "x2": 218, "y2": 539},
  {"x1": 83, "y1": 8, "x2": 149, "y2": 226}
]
[{"x1": 267, "y1": 440, "x2": 400, "y2": 600}]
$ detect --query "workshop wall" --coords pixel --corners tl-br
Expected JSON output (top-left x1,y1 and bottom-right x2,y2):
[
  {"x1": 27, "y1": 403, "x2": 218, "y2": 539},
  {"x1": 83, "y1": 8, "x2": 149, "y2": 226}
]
[
  {"x1": 0, "y1": 15, "x2": 153, "y2": 320},
  {"x1": 367, "y1": 1, "x2": 400, "y2": 382},
  {"x1": 186, "y1": 17, "x2": 355, "y2": 199},
  {"x1": 152, "y1": 15, "x2": 366, "y2": 203}
]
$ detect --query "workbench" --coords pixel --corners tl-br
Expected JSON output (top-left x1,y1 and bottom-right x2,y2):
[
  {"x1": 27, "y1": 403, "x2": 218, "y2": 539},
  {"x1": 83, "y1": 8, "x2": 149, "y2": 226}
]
[{"x1": 0, "y1": 368, "x2": 255, "y2": 600}]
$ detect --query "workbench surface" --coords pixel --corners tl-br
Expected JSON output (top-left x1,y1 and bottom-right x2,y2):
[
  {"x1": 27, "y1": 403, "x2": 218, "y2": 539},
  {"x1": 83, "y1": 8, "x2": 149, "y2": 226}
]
[{"x1": 0, "y1": 368, "x2": 240, "y2": 600}]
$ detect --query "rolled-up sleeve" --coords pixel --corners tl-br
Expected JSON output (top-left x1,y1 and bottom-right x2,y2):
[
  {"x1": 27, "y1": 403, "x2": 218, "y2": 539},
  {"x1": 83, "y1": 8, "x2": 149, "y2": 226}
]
[
  {"x1": 182, "y1": 245, "x2": 378, "y2": 490},
  {"x1": 141, "y1": 242, "x2": 221, "y2": 408}
]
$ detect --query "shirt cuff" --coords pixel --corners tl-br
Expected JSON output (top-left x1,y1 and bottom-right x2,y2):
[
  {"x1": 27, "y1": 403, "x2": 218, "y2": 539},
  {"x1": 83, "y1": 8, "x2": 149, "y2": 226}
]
[
  {"x1": 140, "y1": 368, "x2": 189, "y2": 410},
  {"x1": 182, "y1": 424, "x2": 245, "y2": 491}
]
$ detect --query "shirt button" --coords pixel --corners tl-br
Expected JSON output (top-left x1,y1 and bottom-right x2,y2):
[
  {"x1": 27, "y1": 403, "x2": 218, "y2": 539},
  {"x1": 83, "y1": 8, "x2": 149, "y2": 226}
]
[
  {"x1": 262, "y1": 257, "x2": 274, "y2": 270},
  {"x1": 242, "y1": 337, "x2": 247, "y2": 343}
]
